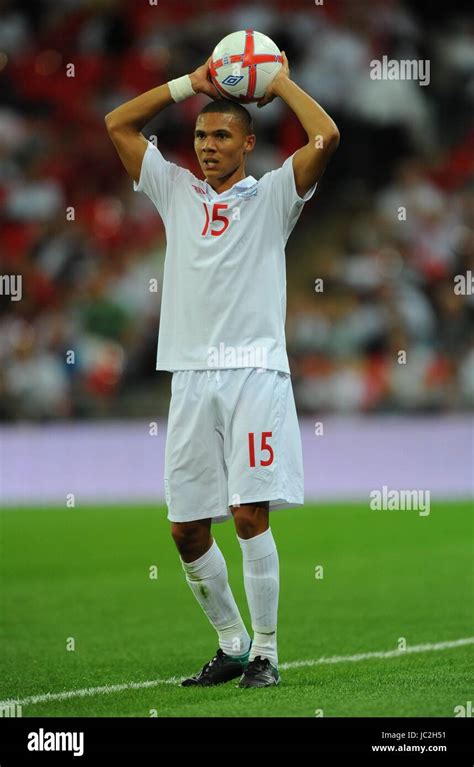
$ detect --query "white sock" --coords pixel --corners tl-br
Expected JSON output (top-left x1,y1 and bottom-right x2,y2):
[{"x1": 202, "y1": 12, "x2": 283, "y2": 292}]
[
  {"x1": 237, "y1": 527, "x2": 279, "y2": 667},
  {"x1": 181, "y1": 539, "x2": 251, "y2": 658}
]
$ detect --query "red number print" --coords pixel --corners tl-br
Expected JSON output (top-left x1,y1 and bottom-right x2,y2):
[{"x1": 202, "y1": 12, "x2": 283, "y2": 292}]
[
  {"x1": 248, "y1": 432, "x2": 274, "y2": 467},
  {"x1": 260, "y1": 432, "x2": 274, "y2": 466},
  {"x1": 201, "y1": 202, "x2": 210, "y2": 236},
  {"x1": 201, "y1": 203, "x2": 230, "y2": 237}
]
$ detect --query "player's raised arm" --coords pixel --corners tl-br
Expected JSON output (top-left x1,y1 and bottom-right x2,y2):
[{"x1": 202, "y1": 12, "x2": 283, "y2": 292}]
[
  {"x1": 257, "y1": 52, "x2": 340, "y2": 198},
  {"x1": 105, "y1": 57, "x2": 221, "y2": 183}
]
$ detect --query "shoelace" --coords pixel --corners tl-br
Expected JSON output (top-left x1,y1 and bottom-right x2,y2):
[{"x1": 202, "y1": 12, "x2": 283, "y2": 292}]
[
  {"x1": 247, "y1": 656, "x2": 269, "y2": 670},
  {"x1": 203, "y1": 650, "x2": 223, "y2": 673}
]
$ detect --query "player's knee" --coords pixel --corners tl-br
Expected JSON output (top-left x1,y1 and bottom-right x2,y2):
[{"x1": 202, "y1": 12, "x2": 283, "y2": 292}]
[
  {"x1": 232, "y1": 503, "x2": 269, "y2": 538},
  {"x1": 234, "y1": 516, "x2": 257, "y2": 538},
  {"x1": 170, "y1": 521, "x2": 211, "y2": 559},
  {"x1": 170, "y1": 521, "x2": 200, "y2": 548}
]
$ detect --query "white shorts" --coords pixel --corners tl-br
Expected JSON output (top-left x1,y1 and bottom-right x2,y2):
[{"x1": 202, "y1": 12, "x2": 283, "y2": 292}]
[{"x1": 164, "y1": 368, "x2": 304, "y2": 524}]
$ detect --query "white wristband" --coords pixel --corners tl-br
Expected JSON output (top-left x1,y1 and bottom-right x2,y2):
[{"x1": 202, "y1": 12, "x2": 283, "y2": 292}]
[{"x1": 167, "y1": 74, "x2": 195, "y2": 102}]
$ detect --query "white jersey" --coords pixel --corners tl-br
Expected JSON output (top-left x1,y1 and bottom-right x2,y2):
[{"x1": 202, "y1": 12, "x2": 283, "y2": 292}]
[{"x1": 133, "y1": 141, "x2": 317, "y2": 373}]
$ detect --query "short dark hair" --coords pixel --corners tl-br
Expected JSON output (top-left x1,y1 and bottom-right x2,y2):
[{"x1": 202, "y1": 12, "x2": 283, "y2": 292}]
[{"x1": 197, "y1": 99, "x2": 254, "y2": 135}]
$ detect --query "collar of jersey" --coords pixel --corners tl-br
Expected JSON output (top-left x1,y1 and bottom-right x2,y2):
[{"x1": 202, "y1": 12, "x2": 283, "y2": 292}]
[{"x1": 205, "y1": 175, "x2": 257, "y2": 198}]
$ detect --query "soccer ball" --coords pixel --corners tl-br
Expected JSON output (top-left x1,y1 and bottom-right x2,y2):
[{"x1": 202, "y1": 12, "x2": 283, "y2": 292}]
[{"x1": 210, "y1": 30, "x2": 282, "y2": 103}]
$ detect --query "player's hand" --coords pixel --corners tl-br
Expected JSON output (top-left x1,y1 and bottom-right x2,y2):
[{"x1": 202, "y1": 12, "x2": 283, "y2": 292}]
[
  {"x1": 190, "y1": 57, "x2": 222, "y2": 100},
  {"x1": 257, "y1": 50, "x2": 290, "y2": 108}
]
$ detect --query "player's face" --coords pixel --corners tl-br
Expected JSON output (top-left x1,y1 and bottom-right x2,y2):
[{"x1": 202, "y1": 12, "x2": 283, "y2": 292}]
[{"x1": 194, "y1": 113, "x2": 255, "y2": 182}]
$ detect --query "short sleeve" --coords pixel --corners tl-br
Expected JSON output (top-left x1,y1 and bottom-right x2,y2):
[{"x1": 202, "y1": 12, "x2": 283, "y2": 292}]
[
  {"x1": 266, "y1": 152, "x2": 318, "y2": 241},
  {"x1": 133, "y1": 141, "x2": 185, "y2": 222}
]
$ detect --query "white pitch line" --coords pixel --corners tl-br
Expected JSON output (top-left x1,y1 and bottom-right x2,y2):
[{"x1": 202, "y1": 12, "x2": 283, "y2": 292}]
[{"x1": 2, "y1": 637, "x2": 473, "y2": 709}]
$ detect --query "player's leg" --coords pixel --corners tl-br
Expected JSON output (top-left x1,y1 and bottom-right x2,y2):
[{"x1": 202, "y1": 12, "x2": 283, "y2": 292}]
[
  {"x1": 230, "y1": 501, "x2": 280, "y2": 680},
  {"x1": 171, "y1": 517, "x2": 252, "y2": 685},
  {"x1": 221, "y1": 368, "x2": 303, "y2": 686},
  {"x1": 171, "y1": 517, "x2": 250, "y2": 658},
  {"x1": 165, "y1": 371, "x2": 251, "y2": 684}
]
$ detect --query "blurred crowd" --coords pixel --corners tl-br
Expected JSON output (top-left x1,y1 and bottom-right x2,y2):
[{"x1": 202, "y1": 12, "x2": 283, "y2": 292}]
[{"x1": 0, "y1": 0, "x2": 472, "y2": 419}]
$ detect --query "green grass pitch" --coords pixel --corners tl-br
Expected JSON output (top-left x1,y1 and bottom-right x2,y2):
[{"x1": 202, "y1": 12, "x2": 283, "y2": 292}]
[{"x1": 1, "y1": 501, "x2": 472, "y2": 717}]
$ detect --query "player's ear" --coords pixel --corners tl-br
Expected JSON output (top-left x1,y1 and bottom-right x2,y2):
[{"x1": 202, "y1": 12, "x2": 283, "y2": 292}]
[{"x1": 245, "y1": 134, "x2": 256, "y2": 153}]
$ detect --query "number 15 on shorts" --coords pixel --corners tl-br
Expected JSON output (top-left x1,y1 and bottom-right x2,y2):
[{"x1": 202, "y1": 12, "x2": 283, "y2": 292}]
[{"x1": 248, "y1": 431, "x2": 274, "y2": 467}]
